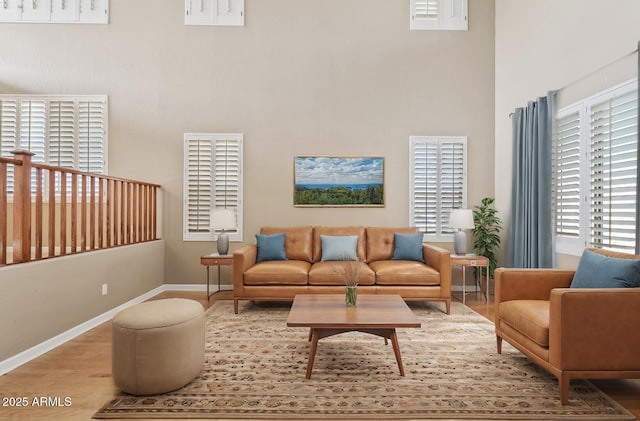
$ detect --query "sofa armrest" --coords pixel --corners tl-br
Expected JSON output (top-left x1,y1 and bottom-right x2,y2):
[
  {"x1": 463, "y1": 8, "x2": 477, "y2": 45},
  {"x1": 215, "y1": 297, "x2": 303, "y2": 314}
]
[
  {"x1": 233, "y1": 245, "x2": 257, "y2": 293},
  {"x1": 494, "y1": 268, "x2": 575, "y2": 304},
  {"x1": 549, "y1": 288, "x2": 640, "y2": 370},
  {"x1": 423, "y1": 243, "x2": 451, "y2": 295}
]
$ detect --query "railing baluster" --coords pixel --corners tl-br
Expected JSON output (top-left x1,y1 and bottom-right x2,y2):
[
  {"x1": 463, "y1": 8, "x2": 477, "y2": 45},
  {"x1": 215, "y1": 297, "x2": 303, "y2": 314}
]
[
  {"x1": 113, "y1": 180, "x2": 119, "y2": 246},
  {"x1": 120, "y1": 181, "x2": 126, "y2": 245},
  {"x1": 48, "y1": 170, "x2": 56, "y2": 258},
  {"x1": 89, "y1": 175, "x2": 95, "y2": 250},
  {"x1": 132, "y1": 183, "x2": 138, "y2": 243},
  {"x1": 60, "y1": 172, "x2": 67, "y2": 256},
  {"x1": 97, "y1": 177, "x2": 102, "y2": 249},
  {"x1": 142, "y1": 184, "x2": 148, "y2": 241},
  {"x1": 81, "y1": 174, "x2": 87, "y2": 252},
  {"x1": 105, "y1": 179, "x2": 111, "y2": 248},
  {"x1": 35, "y1": 168, "x2": 43, "y2": 260}
]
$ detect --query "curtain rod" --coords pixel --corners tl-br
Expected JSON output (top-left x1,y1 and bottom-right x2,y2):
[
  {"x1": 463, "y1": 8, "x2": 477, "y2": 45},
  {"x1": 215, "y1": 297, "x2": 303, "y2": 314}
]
[
  {"x1": 557, "y1": 47, "x2": 638, "y2": 93},
  {"x1": 509, "y1": 46, "x2": 639, "y2": 117}
]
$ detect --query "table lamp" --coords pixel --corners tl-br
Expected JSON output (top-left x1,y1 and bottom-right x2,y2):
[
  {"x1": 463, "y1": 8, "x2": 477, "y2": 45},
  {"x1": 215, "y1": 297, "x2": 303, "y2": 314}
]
[
  {"x1": 210, "y1": 208, "x2": 236, "y2": 255},
  {"x1": 448, "y1": 208, "x2": 474, "y2": 255}
]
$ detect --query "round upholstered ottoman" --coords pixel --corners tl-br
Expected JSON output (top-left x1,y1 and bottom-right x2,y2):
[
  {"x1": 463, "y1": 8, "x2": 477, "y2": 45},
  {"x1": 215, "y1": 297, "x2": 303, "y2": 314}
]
[{"x1": 112, "y1": 298, "x2": 205, "y2": 395}]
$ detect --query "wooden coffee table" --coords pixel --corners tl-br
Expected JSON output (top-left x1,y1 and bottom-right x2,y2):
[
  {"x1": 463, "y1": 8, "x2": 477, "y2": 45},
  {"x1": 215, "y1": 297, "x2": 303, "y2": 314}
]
[{"x1": 286, "y1": 294, "x2": 421, "y2": 379}]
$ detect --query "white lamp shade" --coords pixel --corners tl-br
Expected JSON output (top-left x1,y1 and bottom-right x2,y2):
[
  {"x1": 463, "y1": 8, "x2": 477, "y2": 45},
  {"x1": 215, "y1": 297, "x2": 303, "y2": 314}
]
[
  {"x1": 448, "y1": 208, "x2": 474, "y2": 230},
  {"x1": 210, "y1": 208, "x2": 237, "y2": 231}
]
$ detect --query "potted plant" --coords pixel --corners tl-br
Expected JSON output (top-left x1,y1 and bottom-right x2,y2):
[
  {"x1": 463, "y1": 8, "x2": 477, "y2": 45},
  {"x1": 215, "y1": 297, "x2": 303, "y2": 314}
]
[{"x1": 472, "y1": 197, "x2": 502, "y2": 277}]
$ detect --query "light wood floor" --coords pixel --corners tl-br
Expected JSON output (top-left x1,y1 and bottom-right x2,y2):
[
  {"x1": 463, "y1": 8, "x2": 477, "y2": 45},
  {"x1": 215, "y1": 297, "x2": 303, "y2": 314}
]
[{"x1": 0, "y1": 290, "x2": 638, "y2": 421}]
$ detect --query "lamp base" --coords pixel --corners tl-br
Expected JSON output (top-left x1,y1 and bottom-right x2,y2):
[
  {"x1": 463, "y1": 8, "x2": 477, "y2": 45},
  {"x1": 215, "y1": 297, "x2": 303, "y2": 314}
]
[
  {"x1": 453, "y1": 230, "x2": 467, "y2": 255},
  {"x1": 217, "y1": 232, "x2": 229, "y2": 255}
]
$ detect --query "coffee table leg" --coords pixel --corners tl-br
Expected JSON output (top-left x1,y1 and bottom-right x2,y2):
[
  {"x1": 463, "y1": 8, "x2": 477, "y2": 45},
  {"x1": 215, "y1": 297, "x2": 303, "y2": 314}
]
[
  {"x1": 306, "y1": 329, "x2": 319, "y2": 379},
  {"x1": 389, "y1": 329, "x2": 405, "y2": 376}
]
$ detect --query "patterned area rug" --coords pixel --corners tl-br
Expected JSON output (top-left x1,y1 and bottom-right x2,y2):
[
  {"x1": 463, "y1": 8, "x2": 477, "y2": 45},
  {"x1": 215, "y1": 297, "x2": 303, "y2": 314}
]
[{"x1": 94, "y1": 300, "x2": 634, "y2": 420}]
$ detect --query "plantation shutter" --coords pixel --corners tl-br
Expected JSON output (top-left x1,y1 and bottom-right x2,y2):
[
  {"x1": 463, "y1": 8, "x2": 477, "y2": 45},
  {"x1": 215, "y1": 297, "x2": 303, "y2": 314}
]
[
  {"x1": 413, "y1": 0, "x2": 439, "y2": 20},
  {"x1": 185, "y1": 136, "x2": 213, "y2": 236},
  {"x1": 0, "y1": 99, "x2": 17, "y2": 158},
  {"x1": 440, "y1": 139, "x2": 466, "y2": 230},
  {"x1": 19, "y1": 100, "x2": 46, "y2": 164},
  {"x1": 49, "y1": 100, "x2": 76, "y2": 168},
  {"x1": 78, "y1": 0, "x2": 109, "y2": 23},
  {"x1": 411, "y1": 139, "x2": 437, "y2": 234},
  {"x1": 410, "y1": 136, "x2": 467, "y2": 240},
  {"x1": 78, "y1": 99, "x2": 106, "y2": 173},
  {"x1": 410, "y1": 0, "x2": 467, "y2": 30},
  {"x1": 552, "y1": 110, "x2": 581, "y2": 240},
  {"x1": 0, "y1": 99, "x2": 18, "y2": 193},
  {"x1": 0, "y1": 95, "x2": 108, "y2": 195},
  {"x1": 185, "y1": 0, "x2": 244, "y2": 26},
  {"x1": 588, "y1": 89, "x2": 638, "y2": 252},
  {"x1": 184, "y1": 133, "x2": 243, "y2": 241},
  {"x1": 213, "y1": 137, "x2": 240, "y2": 219}
]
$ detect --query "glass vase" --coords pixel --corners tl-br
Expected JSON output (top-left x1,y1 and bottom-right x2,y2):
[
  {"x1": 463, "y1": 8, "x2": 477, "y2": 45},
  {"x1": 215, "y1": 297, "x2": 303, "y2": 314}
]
[{"x1": 345, "y1": 285, "x2": 358, "y2": 306}]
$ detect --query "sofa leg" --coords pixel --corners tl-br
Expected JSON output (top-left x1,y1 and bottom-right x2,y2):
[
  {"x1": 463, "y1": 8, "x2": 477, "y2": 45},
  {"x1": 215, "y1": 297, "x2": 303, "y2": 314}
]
[
  {"x1": 496, "y1": 335, "x2": 502, "y2": 353},
  {"x1": 445, "y1": 300, "x2": 451, "y2": 315},
  {"x1": 234, "y1": 299, "x2": 239, "y2": 314},
  {"x1": 559, "y1": 375, "x2": 570, "y2": 405}
]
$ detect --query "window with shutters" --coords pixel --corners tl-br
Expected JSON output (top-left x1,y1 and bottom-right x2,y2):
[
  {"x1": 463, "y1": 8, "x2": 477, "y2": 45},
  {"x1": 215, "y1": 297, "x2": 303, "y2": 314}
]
[
  {"x1": 183, "y1": 133, "x2": 243, "y2": 242},
  {"x1": 409, "y1": 136, "x2": 467, "y2": 242},
  {"x1": 184, "y1": 0, "x2": 244, "y2": 26},
  {"x1": 410, "y1": 0, "x2": 467, "y2": 31},
  {"x1": 0, "y1": 0, "x2": 109, "y2": 23},
  {"x1": 0, "y1": 95, "x2": 108, "y2": 195},
  {"x1": 553, "y1": 79, "x2": 638, "y2": 254}
]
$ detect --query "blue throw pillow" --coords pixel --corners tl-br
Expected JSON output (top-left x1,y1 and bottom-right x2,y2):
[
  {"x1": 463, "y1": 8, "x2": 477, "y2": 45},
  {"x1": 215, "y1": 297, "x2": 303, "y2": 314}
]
[
  {"x1": 392, "y1": 233, "x2": 425, "y2": 263},
  {"x1": 255, "y1": 233, "x2": 287, "y2": 263},
  {"x1": 570, "y1": 250, "x2": 640, "y2": 288},
  {"x1": 320, "y1": 235, "x2": 358, "y2": 261}
]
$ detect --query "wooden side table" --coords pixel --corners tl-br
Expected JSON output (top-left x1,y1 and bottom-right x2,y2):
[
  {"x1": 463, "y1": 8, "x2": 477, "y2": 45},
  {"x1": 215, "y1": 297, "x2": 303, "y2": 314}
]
[
  {"x1": 200, "y1": 254, "x2": 234, "y2": 301},
  {"x1": 450, "y1": 255, "x2": 490, "y2": 304}
]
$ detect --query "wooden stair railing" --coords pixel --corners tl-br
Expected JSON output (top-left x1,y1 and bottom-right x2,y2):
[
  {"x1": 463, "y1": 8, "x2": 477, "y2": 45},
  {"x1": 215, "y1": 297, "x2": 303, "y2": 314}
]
[{"x1": 0, "y1": 150, "x2": 161, "y2": 265}]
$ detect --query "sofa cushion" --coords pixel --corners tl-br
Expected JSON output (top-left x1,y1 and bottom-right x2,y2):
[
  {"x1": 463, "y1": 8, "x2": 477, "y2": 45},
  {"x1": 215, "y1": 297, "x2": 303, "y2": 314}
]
[
  {"x1": 366, "y1": 227, "x2": 418, "y2": 262},
  {"x1": 370, "y1": 260, "x2": 440, "y2": 286},
  {"x1": 244, "y1": 260, "x2": 311, "y2": 286},
  {"x1": 260, "y1": 226, "x2": 314, "y2": 262},
  {"x1": 498, "y1": 300, "x2": 550, "y2": 347},
  {"x1": 320, "y1": 235, "x2": 358, "y2": 261},
  {"x1": 308, "y1": 261, "x2": 375, "y2": 286},
  {"x1": 255, "y1": 233, "x2": 287, "y2": 263},
  {"x1": 570, "y1": 249, "x2": 640, "y2": 288},
  {"x1": 392, "y1": 233, "x2": 425, "y2": 263},
  {"x1": 313, "y1": 226, "x2": 366, "y2": 262}
]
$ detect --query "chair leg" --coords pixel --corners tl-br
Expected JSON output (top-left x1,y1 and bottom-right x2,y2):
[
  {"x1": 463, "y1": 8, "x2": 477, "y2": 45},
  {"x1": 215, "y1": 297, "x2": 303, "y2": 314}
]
[
  {"x1": 234, "y1": 299, "x2": 239, "y2": 314},
  {"x1": 496, "y1": 335, "x2": 502, "y2": 353}
]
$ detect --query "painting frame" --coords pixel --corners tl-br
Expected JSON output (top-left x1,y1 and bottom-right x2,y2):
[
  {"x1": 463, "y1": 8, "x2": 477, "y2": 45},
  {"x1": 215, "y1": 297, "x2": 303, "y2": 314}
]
[{"x1": 293, "y1": 156, "x2": 385, "y2": 207}]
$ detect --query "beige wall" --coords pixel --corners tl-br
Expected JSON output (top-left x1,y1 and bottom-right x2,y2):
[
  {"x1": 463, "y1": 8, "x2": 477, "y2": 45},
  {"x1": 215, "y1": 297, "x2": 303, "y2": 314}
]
[
  {"x1": 494, "y1": 0, "x2": 640, "y2": 269},
  {"x1": 1, "y1": 0, "x2": 496, "y2": 285},
  {"x1": 0, "y1": 241, "x2": 164, "y2": 361}
]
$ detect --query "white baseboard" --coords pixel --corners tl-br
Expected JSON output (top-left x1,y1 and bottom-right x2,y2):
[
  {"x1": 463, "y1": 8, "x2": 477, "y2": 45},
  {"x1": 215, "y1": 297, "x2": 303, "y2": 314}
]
[{"x1": 0, "y1": 283, "x2": 230, "y2": 376}]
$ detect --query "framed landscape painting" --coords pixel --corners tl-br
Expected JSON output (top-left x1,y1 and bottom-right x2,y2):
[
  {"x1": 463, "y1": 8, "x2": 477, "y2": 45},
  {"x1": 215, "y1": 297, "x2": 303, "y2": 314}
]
[{"x1": 294, "y1": 156, "x2": 384, "y2": 207}]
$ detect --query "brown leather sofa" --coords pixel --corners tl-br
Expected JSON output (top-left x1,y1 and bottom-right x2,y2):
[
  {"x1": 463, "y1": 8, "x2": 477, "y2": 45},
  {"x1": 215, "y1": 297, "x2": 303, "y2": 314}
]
[
  {"x1": 232, "y1": 226, "x2": 451, "y2": 314},
  {"x1": 494, "y1": 248, "x2": 640, "y2": 405}
]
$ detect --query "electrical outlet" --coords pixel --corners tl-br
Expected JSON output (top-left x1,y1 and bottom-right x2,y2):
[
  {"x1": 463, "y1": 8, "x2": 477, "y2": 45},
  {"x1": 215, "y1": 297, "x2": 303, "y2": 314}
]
[{"x1": 102, "y1": 283, "x2": 108, "y2": 295}]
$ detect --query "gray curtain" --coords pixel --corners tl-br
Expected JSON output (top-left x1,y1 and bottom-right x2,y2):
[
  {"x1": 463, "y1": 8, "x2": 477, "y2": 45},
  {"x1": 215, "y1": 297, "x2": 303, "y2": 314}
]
[{"x1": 507, "y1": 92, "x2": 556, "y2": 268}]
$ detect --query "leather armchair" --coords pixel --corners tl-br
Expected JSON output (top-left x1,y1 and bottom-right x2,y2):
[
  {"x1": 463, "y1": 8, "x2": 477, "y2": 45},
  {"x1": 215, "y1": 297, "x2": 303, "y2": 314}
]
[{"x1": 494, "y1": 248, "x2": 640, "y2": 405}]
